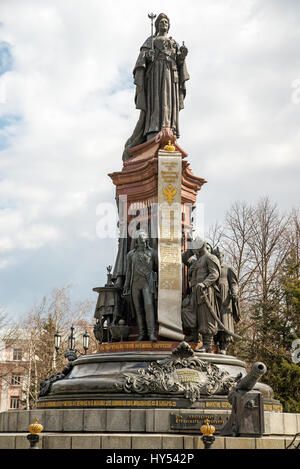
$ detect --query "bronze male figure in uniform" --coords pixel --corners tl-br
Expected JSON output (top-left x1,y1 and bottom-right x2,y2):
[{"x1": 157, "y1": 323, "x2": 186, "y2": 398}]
[{"x1": 123, "y1": 232, "x2": 158, "y2": 341}]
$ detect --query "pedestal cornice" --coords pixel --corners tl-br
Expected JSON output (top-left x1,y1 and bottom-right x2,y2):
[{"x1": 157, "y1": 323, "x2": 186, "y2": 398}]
[{"x1": 108, "y1": 131, "x2": 207, "y2": 205}]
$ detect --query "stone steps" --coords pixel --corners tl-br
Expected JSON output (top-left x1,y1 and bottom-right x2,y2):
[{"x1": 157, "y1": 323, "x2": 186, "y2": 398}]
[{"x1": 0, "y1": 432, "x2": 295, "y2": 450}]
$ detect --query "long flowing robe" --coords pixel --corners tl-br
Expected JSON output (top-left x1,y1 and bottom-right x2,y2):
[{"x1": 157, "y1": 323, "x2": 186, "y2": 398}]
[
  {"x1": 122, "y1": 35, "x2": 189, "y2": 160},
  {"x1": 217, "y1": 264, "x2": 240, "y2": 334},
  {"x1": 194, "y1": 253, "x2": 221, "y2": 336}
]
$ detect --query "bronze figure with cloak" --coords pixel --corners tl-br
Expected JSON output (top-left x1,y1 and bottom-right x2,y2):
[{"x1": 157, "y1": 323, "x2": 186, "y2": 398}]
[
  {"x1": 214, "y1": 247, "x2": 241, "y2": 354},
  {"x1": 122, "y1": 13, "x2": 190, "y2": 160}
]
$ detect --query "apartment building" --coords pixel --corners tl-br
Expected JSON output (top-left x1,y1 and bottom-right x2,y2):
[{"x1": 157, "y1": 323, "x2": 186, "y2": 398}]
[{"x1": 0, "y1": 339, "x2": 28, "y2": 411}]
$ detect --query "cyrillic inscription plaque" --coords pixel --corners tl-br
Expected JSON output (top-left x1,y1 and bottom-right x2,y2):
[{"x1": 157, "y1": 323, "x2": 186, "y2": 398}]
[{"x1": 170, "y1": 412, "x2": 229, "y2": 433}]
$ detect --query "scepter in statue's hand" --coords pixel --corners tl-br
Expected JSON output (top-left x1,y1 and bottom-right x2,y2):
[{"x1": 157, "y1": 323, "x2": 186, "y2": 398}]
[
  {"x1": 146, "y1": 12, "x2": 156, "y2": 63},
  {"x1": 148, "y1": 12, "x2": 156, "y2": 49}
]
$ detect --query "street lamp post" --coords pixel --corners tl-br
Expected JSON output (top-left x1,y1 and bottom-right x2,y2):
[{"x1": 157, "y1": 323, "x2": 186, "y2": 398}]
[
  {"x1": 68, "y1": 325, "x2": 76, "y2": 351},
  {"x1": 54, "y1": 331, "x2": 61, "y2": 353},
  {"x1": 54, "y1": 326, "x2": 90, "y2": 363},
  {"x1": 83, "y1": 330, "x2": 90, "y2": 354}
]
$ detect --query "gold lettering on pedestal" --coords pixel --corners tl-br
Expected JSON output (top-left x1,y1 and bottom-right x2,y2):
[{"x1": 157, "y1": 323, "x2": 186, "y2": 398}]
[
  {"x1": 157, "y1": 151, "x2": 183, "y2": 340},
  {"x1": 205, "y1": 401, "x2": 232, "y2": 409},
  {"x1": 159, "y1": 244, "x2": 181, "y2": 290},
  {"x1": 36, "y1": 399, "x2": 178, "y2": 408},
  {"x1": 170, "y1": 412, "x2": 228, "y2": 431},
  {"x1": 161, "y1": 170, "x2": 179, "y2": 183},
  {"x1": 176, "y1": 369, "x2": 202, "y2": 384}
]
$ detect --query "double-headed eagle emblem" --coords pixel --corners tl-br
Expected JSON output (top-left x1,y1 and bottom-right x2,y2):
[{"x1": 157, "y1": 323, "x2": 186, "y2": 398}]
[{"x1": 162, "y1": 184, "x2": 177, "y2": 204}]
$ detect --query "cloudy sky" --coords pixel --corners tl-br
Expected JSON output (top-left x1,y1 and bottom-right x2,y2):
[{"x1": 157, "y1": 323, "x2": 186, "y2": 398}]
[{"x1": 0, "y1": 0, "x2": 299, "y2": 318}]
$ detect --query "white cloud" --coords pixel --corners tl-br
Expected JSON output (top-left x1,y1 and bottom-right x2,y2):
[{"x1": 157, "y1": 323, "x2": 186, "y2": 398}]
[{"x1": 0, "y1": 0, "x2": 299, "y2": 316}]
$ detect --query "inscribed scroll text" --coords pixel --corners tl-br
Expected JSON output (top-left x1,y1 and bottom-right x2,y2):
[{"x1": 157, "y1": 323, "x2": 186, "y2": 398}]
[{"x1": 157, "y1": 150, "x2": 184, "y2": 340}]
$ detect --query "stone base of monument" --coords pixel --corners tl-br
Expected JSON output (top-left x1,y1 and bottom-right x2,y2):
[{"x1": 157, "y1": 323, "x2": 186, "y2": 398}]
[
  {"x1": 1, "y1": 341, "x2": 295, "y2": 449},
  {"x1": 35, "y1": 342, "x2": 280, "y2": 411},
  {"x1": 0, "y1": 409, "x2": 299, "y2": 449}
]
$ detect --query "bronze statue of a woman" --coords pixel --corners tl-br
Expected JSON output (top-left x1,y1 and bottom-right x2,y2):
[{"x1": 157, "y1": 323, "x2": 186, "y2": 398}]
[{"x1": 122, "y1": 13, "x2": 189, "y2": 160}]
